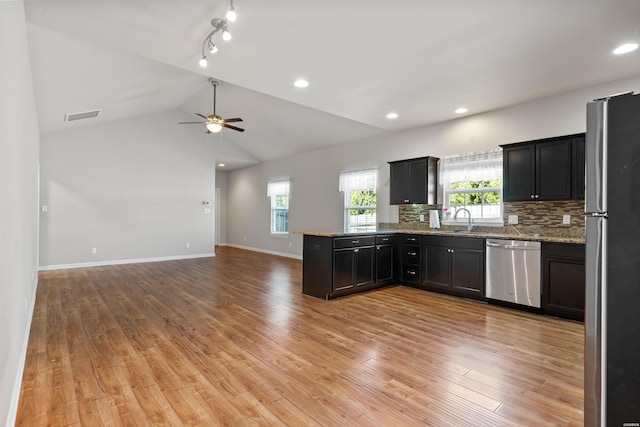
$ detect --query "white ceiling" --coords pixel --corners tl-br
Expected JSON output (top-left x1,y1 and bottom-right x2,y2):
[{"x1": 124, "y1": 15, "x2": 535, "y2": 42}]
[{"x1": 24, "y1": 0, "x2": 640, "y2": 169}]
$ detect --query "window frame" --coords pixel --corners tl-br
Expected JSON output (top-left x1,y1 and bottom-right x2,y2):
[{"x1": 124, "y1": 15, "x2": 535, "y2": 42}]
[
  {"x1": 267, "y1": 180, "x2": 290, "y2": 235},
  {"x1": 339, "y1": 169, "x2": 378, "y2": 233},
  {"x1": 441, "y1": 150, "x2": 503, "y2": 227}
]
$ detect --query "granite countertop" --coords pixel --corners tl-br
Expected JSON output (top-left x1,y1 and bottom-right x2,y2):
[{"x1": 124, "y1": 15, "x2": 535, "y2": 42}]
[{"x1": 294, "y1": 229, "x2": 585, "y2": 244}]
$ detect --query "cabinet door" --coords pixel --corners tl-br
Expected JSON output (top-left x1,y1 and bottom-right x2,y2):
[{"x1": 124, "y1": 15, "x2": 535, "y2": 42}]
[
  {"x1": 333, "y1": 249, "x2": 354, "y2": 291},
  {"x1": 354, "y1": 247, "x2": 374, "y2": 287},
  {"x1": 375, "y1": 244, "x2": 394, "y2": 283},
  {"x1": 544, "y1": 257, "x2": 585, "y2": 321},
  {"x1": 389, "y1": 162, "x2": 410, "y2": 204},
  {"x1": 408, "y1": 158, "x2": 427, "y2": 204},
  {"x1": 423, "y1": 245, "x2": 451, "y2": 289},
  {"x1": 451, "y1": 248, "x2": 484, "y2": 296},
  {"x1": 503, "y1": 144, "x2": 535, "y2": 202},
  {"x1": 536, "y1": 139, "x2": 572, "y2": 200},
  {"x1": 572, "y1": 135, "x2": 585, "y2": 200}
]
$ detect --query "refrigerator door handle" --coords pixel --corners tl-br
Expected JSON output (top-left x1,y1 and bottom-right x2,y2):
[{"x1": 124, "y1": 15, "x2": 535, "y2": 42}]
[
  {"x1": 585, "y1": 216, "x2": 607, "y2": 427},
  {"x1": 586, "y1": 99, "x2": 607, "y2": 214}
]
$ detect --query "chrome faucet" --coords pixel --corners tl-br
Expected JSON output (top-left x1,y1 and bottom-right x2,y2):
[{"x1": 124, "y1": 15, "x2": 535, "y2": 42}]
[{"x1": 454, "y1": 208, "x2": 474, "y2": 233}]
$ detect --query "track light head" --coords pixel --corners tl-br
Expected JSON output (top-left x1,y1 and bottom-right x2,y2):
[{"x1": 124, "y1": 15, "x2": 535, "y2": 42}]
[
  {"x1": 208, "y1": 39, "x2": 218, "y2": 54},
  {"x1": 199, "y1": 56, "x2": 208, "y2": 68},
  {"x1": 222, "y1": 29, "x2": 232, "y2": 41}
]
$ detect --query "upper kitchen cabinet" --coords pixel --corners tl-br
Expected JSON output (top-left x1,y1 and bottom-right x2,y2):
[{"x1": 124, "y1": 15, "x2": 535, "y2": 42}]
[
  {"x1": 501, "y1": 133, "x2": 585, "y2": 202},
  {"x1": 389, "y1": 156, "x2": 439, "y2": 205}
]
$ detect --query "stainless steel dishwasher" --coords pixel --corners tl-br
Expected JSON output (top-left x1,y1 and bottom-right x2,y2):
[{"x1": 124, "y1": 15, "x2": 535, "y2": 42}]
[{"x1": 485, "y1": 239, "x2": 541, "y2": 308}]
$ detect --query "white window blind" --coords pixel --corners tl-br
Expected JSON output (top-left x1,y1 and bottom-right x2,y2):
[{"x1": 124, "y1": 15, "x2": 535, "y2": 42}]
[
  {"x1": 339, "y1": 168, "x2": 378, "y2": 193},
  {"x1": 440, "y1": 149, "x2": 503, "y2": 187},
  {"x1": 267, "y1": 180, "x2": 290, "y2": 197}
]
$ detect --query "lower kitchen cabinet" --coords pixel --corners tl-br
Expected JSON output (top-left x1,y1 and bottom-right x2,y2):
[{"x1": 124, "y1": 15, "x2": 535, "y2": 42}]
[
  {"x1": 422, "y1": 235, "x2": 485, "y2": 299},
  {"x1": 375, "y1": 235, "x2": 395, "y2": 283},
  {"x1": 302, "y1": 234, "x2": 393, "y2": 299},
  {"x1": 400, "y1": 234, "x2": 421, "y2": 285},
  {"x1": 543, "y1": 242, "x2": 585, "y2": 321}
]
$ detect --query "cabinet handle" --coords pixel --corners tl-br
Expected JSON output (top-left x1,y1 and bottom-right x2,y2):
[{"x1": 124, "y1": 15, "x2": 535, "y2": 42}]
[
  {"x1": 408, "y1": 238, "x2": 416, "y2": 242},
  {"x1": 354, "y1": 248, "x2": 359, "y2": 253},
  {"x1": 406, "y1": 271, "x2": 416, "y2": 276},
  {"x1": 530, "y1": 194, "x2": 535, "y2": 199},
  {"x1": 352, "y1": 240, "x2": 360, "y2": 244},
  {"x1": 381, "y1": 237, "x2": 389, "y2": 241},
  {"x1": 535, "y1": 194, "x2": 540, "y2": 199},
  {"x1": 404, "y1": 199, "x2": 410, "y2": 203},
  {"x1": 451, "y1": 249, "x2": 455, "y2": 253},
  {"x1": 408, "y1": 252, "x2": 417, "y2": 256}
]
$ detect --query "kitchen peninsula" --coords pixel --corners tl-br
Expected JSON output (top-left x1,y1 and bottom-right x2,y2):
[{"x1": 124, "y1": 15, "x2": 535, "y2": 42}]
[{"x1": 298, "y1": 227, "x2": 585, "y2": 321}]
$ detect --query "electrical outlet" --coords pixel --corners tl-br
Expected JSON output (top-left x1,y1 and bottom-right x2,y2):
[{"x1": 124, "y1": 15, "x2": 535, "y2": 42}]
[
  {"x1": 508, "y1": 215, "x2": 518, "y2": 225},
  {"x1": 419, "y1": 214, "x2": 425, "y2": 222},
  {"x1": 185, "y1": 242, "x2": 190, "y2": 248},
  {"x1": 289, "y1": 242, "x2": 292, "y2": 247},
  {"x1": 203, "y1": 208, "x2": 211, "y2": 214},
  {"x1": 91, "y1": 247, "x2": 97, "y2": 254},
  {"x1": 563, "y1": 214, "x2": 571, "y2": 225},
  {"x1": 41, "y1": 205, "x2": 48, "y2": 212}
]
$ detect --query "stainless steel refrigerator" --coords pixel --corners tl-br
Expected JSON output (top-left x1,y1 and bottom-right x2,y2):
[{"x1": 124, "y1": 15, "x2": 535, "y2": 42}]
[{"x1": 585, "y1": 92, "x2": 640, "y2": 426}]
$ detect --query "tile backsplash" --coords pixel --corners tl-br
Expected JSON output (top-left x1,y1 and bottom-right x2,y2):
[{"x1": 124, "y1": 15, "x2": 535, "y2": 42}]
[{"x1": 380, "y1": 200, "x2": 585, "y2": 238}]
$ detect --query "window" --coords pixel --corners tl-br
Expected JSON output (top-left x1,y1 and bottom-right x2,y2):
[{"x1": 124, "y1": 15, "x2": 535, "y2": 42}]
[
  {"x1": 339, "y1": 169, "x2": 377, "y2": 232},
  {"x1": 267, "y1": 180, "x2": 290, "y2": 234},
  {"x1": 441, "y1": 149, "x2": 503, "y2": 224}
]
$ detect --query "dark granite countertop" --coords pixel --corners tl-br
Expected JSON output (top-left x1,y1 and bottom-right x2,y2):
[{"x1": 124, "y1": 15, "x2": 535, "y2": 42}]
[{"x1": 294, "y1": 229, "x2": 584, "y2": 245}]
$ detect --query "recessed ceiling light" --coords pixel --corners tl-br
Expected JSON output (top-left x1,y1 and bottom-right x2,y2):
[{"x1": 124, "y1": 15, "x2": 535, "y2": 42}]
[
  {"x1": 294, "y1": 79, "x2": 309, "y2": 88},
  {"x1": 218, "y1": 163, "x2": 225, "y2": 167},
  {"x1": 613, "y1": 43, "x2": 638, "y2": 55},
  {"x1": 455, "y1": 107, "x2": 469, "y2": 114},
  {"x1": 386, "y1": 112, "x2": 399, "y2": 119}
]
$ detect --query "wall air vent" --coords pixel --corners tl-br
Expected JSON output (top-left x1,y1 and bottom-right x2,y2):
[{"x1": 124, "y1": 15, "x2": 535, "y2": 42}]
[{"x1": 64, "y1": 109, "x2": 101, "y2": 122}]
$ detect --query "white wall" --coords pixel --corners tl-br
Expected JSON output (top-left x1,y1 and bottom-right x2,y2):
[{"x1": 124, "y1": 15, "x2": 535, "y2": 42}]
[
  {"x1": 226, "y1": 74, "x2": 640, "y2": 258},
  {"x1": 39, "y1": 110, "x2": 217, "y2": 268},
  {"x1": 0, "y1": 2, "x2": 41, "y2": 426},
  {"x1": 215, "y1": 170, "x2": 228, "y2": 245}
]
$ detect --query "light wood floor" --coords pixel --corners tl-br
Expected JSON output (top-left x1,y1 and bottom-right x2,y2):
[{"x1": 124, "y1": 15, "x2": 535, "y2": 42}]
[{"x1": 17, "y1": 246, "x2": 584, "y2": 426}]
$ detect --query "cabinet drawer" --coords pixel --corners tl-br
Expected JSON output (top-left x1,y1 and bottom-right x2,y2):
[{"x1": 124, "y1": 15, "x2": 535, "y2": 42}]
[
  {"x1": 544, "y1": 242, "x2": 585, "y2": 259},
  {"x1": 422, "y1": 235, "x2": 485, "y2": 250},
  {"x1": 401, "y1": 245, "x2": 420, "y2": 262},
  {"x1": 401, "y1": 235, "x2": 421, "y2": 245},
  {"x1": 334, "y1": 236, "x2": 375, "y2": 249},
  {"x1": 401, "y1": 264, "x2": 421, "y2": 284},
  {"x1": 376, "y1": 234, "x2": 395, "y2": 244}
]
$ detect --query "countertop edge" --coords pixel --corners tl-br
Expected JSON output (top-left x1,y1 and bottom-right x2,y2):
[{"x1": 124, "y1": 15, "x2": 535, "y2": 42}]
[{"x1": 293, "y1": 230, "x2": 584, "y2": 245}]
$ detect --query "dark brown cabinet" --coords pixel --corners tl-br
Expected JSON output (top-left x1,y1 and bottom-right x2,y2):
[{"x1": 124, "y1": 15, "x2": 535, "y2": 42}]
[
  {"x1": 302, "y1": 234, "x2": 392, "y2": 299},
  {"x1": 389, "y1": 157, "x2": 439, "y2": 205},
  {"x1": 543, "y1": 242, "x2": 585, "y2": 321},
  {"x1": 501, "y1": 133, "x2": 585, "y2": 202},
  {"x1": 375, "y1": 235, "x2": 395, "y2": 283},
  {"x1": 400, "y1": 235, "x2": 421, "y2": 285},
  {"x1": 421, "y1": 235, "x2": 485, "y2": 299},
  {"x1": 571, "y1": 135, "x2": 585, "y2": 200}
]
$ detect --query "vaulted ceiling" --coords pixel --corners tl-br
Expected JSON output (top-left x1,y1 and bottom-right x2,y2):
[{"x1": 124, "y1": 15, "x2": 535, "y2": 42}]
[{"x1": 24, "y1": 0, "x2": 640, "y2": 169}]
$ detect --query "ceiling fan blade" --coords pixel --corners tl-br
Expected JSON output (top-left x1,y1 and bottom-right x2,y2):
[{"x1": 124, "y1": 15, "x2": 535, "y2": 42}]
[
  {"x1": 195, "y1": 113, "x2": 209, "y2": 120},
  {"x1": 223, "y1": 123, "x2": 245, "y2": 132},
  {"x1": 179, "y1": 121, "x2": 206, "y2": 124},
  {"x1": 223, "y1": 118, "x2": 243, "y2": 123}
]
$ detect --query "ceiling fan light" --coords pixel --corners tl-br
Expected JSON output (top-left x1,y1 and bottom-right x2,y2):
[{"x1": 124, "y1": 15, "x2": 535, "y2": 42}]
[
  {"x1": 222, "y1": 30, "x2": 232, "y2": 41},
  {"x1": 199, "y1": 56, "x2": 208, "y2": 67},
  {"x1": 206, "y1": 122, "x2": 223, "y2": 133}
]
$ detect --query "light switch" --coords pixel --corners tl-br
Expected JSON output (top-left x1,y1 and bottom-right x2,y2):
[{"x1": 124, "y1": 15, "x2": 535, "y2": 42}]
[
  {"x1": 203, "y1": 208, "x2": 212, "y2": 214},
  {"x1": 419, "y1": 214, "x2": 425, "y2": 222},
  {"x1": 41, "y1": 205, "x2": 48, "y2": 212},
  {"x1": 563, "y1": 214, "x2": 571, "y2": 225},
  {"x1": 508, "y1": 215, "x2": 518, "y2": 225}
]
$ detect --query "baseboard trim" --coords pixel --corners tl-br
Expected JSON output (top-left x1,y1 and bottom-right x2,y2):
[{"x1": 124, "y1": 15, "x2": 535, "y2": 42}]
[
  {"x1": 225, "y1": 244, "x2": 302, "y2": 260},
  {"x1": 39, "y1": 253, "x2": 215, "y2": 271},
  {"x1": 6, "y1": 276, "x2": 38, "y2": 427}
]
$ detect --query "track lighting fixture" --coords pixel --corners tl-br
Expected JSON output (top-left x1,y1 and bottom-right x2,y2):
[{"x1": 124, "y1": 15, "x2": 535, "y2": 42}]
[
  {"x1": 197, "y1": 1, "x2": 238, "y2": 68},
  {"x1": 226, "y1": 0, "x2": 237, "y2": 22}
]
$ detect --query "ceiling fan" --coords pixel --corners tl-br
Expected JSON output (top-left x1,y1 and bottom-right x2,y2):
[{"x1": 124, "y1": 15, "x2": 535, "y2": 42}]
[{"x1": 179, "y1": 79, "x2": 244, "y2": 133}]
